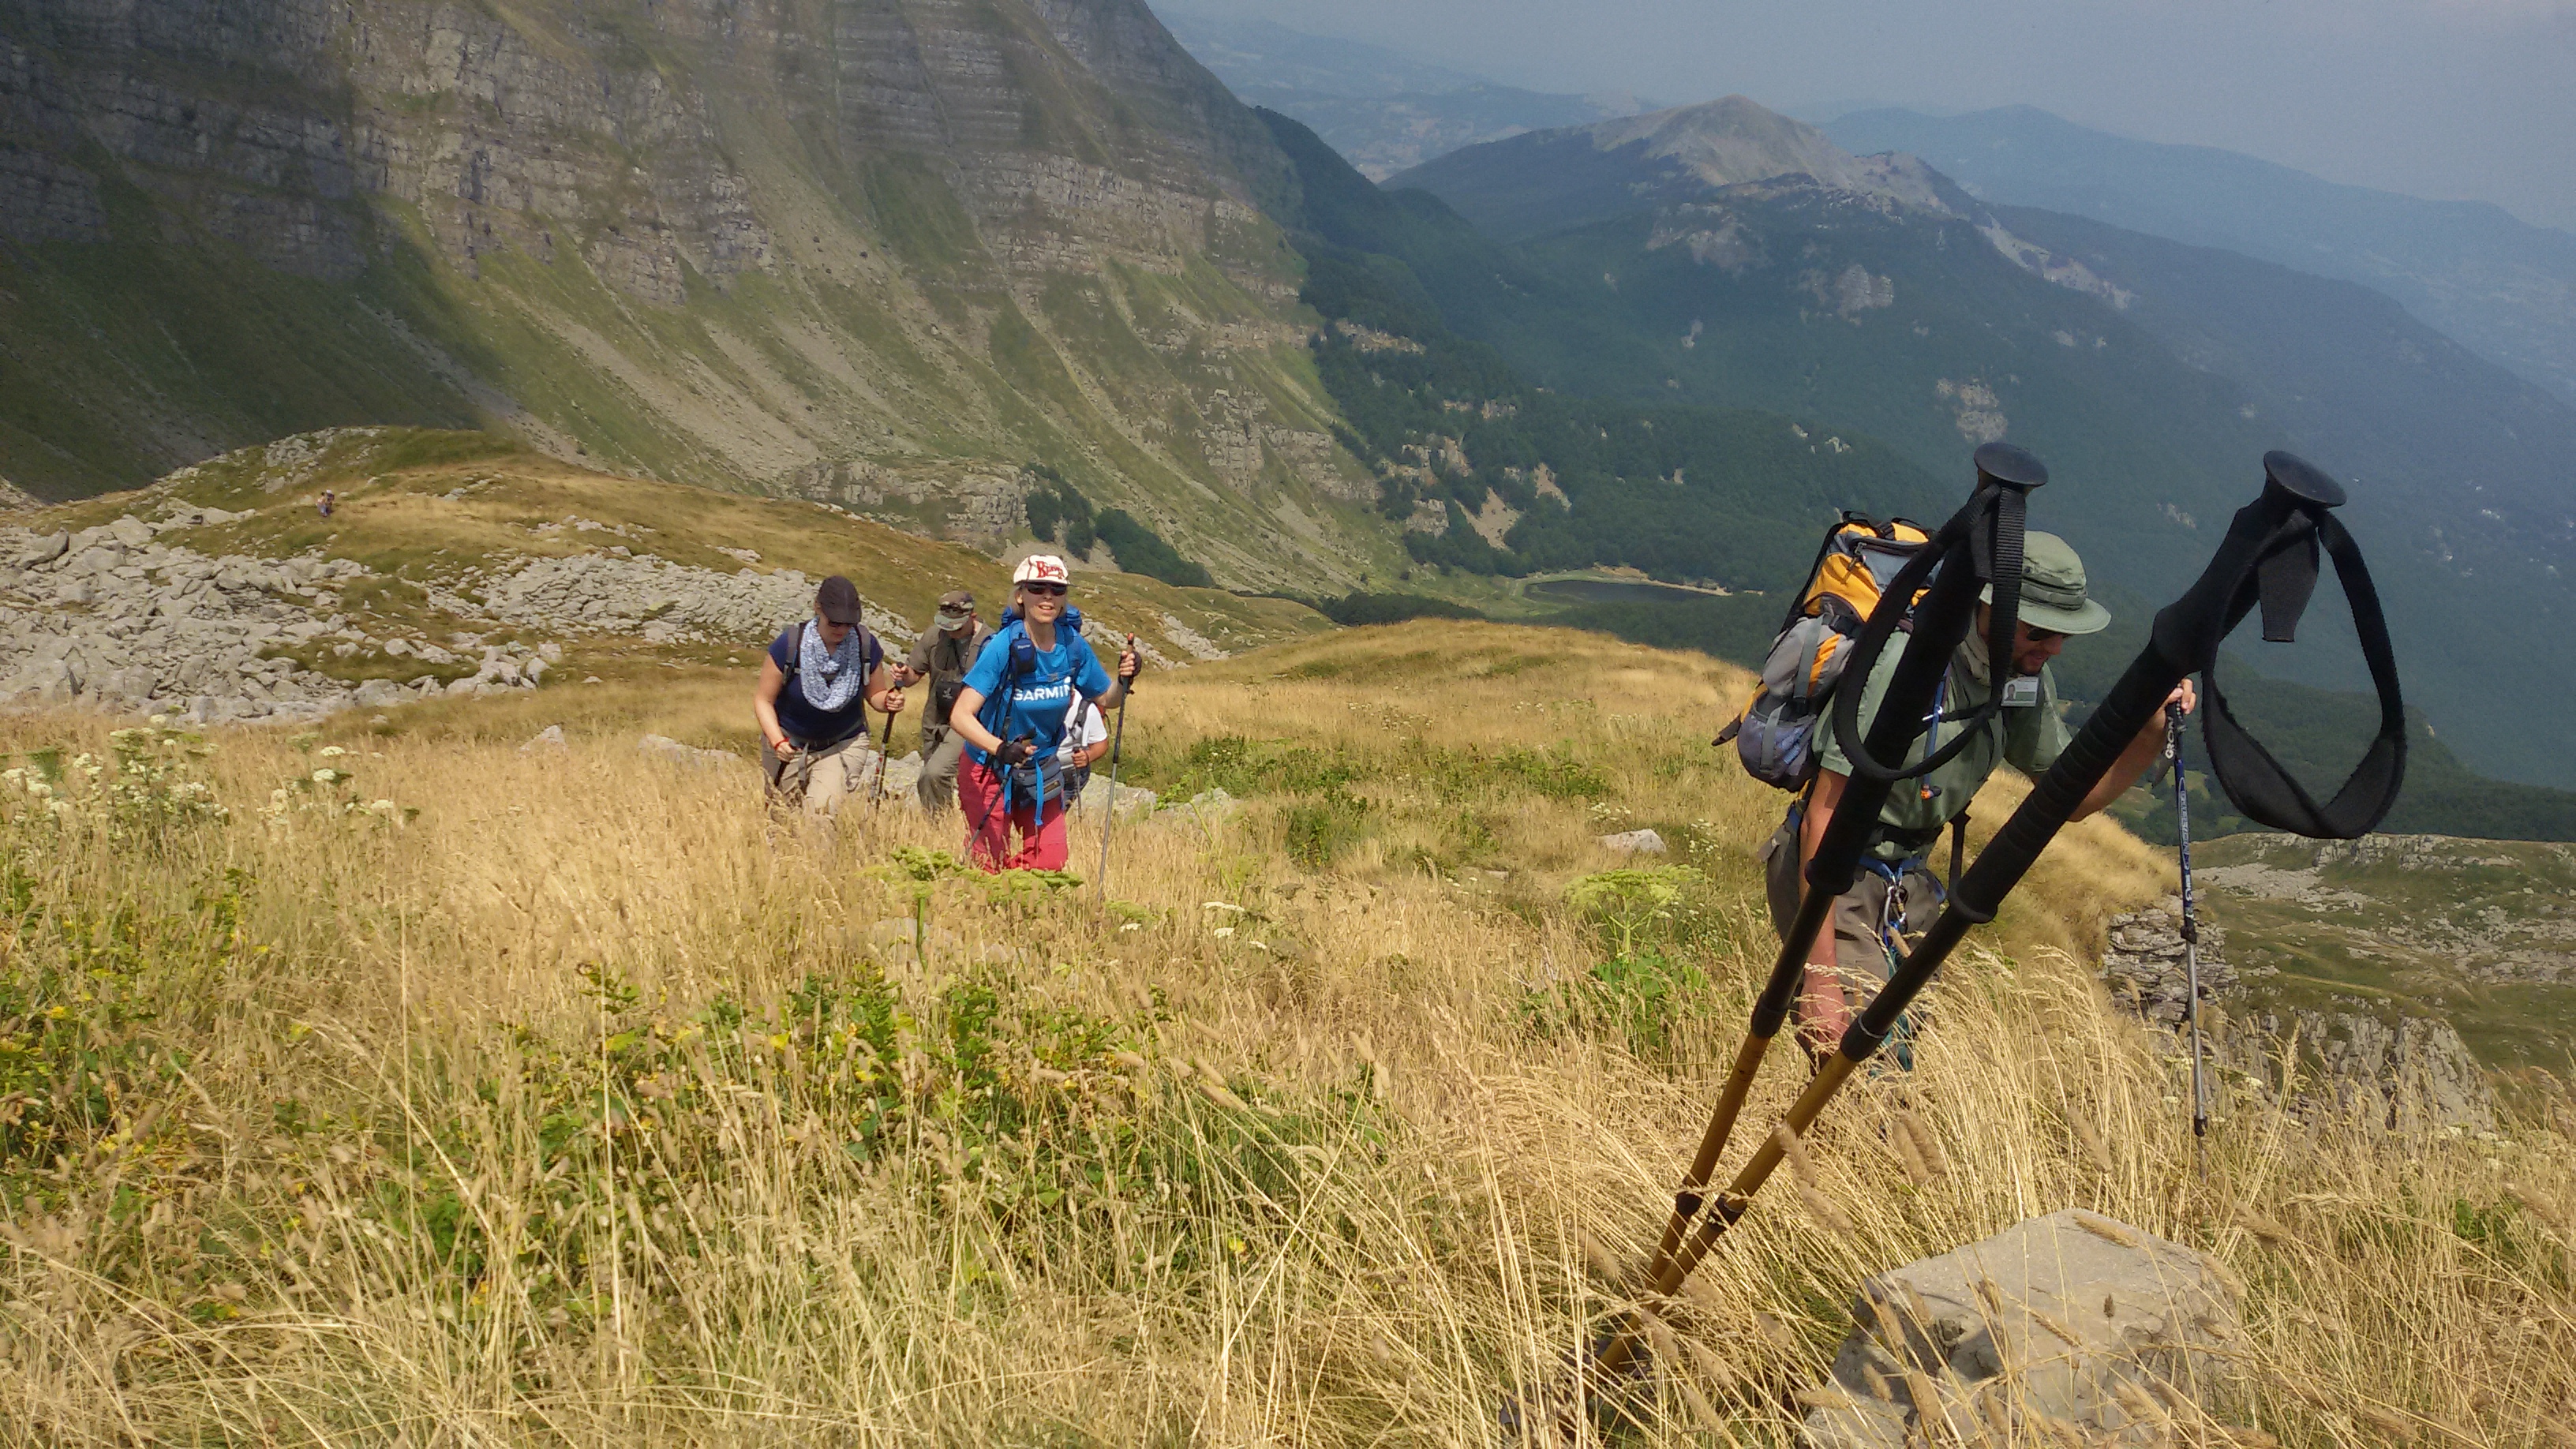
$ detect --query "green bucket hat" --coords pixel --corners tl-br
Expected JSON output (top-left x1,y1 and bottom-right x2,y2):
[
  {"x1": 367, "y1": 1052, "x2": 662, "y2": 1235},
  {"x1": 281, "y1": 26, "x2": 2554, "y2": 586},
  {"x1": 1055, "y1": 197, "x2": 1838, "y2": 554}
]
[{"x1": 1979, "y1": 530, "x2": 2111, "y2": 635}]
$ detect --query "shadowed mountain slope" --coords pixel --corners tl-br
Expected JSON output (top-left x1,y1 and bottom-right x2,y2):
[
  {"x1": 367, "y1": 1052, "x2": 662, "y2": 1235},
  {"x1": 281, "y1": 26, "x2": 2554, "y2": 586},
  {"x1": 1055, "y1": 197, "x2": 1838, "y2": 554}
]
[{"x1": 0, "y1": 0, "x2": 1393, "y2": 591}]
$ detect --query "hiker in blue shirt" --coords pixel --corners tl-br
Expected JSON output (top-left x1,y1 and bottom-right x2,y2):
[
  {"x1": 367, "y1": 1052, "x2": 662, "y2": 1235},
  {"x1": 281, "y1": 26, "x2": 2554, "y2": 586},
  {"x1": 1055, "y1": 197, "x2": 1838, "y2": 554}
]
[{"x1": 947, "y1": 554, "x2": 1139, "y2": 870}]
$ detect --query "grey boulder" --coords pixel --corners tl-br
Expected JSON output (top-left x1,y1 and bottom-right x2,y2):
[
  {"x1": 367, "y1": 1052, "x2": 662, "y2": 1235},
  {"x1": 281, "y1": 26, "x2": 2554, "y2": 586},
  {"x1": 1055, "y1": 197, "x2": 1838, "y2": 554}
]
[
  {"x1": 1802, "y1": 1209, "x2": 2241, "y2": 1448},
  {"x1": 638, "y1": 734, "x2": 737, "y2": 769},
  {"x1": 17, "y1": 531, "x2": 68, "y2": 568}
]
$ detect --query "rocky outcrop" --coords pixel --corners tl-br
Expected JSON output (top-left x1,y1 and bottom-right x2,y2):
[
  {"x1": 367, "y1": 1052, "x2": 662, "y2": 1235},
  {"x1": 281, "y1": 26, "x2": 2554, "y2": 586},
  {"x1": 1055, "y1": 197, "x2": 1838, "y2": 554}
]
[
  {"x1": 1803, "y1": 1210, "x2": 2241, "y2": 1448},
  {"x1": 445, "y1": 553, "x2": 915, "y2": 649},
  {"x1": 0, "y1": 510, "x2": 903, "y2": 723},
  {"x1": 2102, "y1": 896, "x2": 2497, "y2": 1133},
  {"x1": 2100, "y1": 897, "x2": 2244, "y2": 1027}
]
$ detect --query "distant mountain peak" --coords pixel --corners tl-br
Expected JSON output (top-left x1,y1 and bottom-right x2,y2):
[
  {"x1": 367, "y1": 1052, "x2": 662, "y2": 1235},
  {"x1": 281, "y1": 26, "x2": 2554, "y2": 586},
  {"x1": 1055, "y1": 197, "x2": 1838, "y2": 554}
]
[
  {"x1": 1387, "y1": 92, "x2": 1958, "y2": 242},
  {"x1": 1588, "y1": 95, "x2": 1953, "y2": 212}
]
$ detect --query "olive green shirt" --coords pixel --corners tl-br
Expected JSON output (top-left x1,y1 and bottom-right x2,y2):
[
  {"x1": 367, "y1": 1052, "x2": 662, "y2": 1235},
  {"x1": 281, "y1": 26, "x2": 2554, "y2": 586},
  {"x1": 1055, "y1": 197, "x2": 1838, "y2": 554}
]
[{"x1": 1818, "y1": 642, "x2": 2071, "y2": 851}]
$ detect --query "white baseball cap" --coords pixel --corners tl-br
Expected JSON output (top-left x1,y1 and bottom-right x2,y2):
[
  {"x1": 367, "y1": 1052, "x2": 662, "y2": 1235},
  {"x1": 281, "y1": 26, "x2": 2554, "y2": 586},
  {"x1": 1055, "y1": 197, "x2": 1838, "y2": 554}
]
[{"x1": 1013, "y1": 554, "x2": 1070, "y2": 586}]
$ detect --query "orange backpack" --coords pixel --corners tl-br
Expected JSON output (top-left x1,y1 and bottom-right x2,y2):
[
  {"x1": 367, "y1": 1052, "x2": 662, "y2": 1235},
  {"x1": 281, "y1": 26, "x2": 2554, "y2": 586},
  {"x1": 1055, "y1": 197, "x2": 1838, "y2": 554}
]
[{"x1": 1717, "y1": 514, "x2": 1932, "y2": 790}]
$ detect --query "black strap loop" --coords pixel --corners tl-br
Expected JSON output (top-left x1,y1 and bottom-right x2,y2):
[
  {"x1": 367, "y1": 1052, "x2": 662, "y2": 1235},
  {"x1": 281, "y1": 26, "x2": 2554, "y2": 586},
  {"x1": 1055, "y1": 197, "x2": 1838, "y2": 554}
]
[
  {"x1": 1833, "y1": 486, "x2": 2023, "y2": 785},
  {"x1": 2199, "y1": 510, "x2": 2406, "y2": 839}
]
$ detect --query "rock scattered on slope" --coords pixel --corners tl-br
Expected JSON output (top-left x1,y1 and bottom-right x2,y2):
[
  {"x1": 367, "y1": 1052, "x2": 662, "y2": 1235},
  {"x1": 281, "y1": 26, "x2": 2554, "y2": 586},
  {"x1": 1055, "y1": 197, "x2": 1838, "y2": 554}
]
[
  {"x1": 0, "y1": 511, "x2": 912, "y2": 725},
  {"x1": 445, "y1": 552, "x2": 916, "y2": 648},
  {"x1": 2100, "y1": 897, "x2": 2243, "y2": 1026},
  {"x1": 1598, "y1": 828, "x2": 1667, "y2": 856},
  {"x1": 1803, "y1": 1209, "x2": 2241, "y2": 1449},
  {"x1": 638, "y1": 735, "x2": 739, "y2": 769}
]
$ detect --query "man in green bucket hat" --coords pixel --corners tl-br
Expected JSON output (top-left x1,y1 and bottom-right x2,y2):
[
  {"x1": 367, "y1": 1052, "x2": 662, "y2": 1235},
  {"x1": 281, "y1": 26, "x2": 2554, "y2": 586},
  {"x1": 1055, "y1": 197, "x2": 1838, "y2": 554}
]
[{"x1": 1760, "y1": 531, "x2": 2196, "y2": 1063}]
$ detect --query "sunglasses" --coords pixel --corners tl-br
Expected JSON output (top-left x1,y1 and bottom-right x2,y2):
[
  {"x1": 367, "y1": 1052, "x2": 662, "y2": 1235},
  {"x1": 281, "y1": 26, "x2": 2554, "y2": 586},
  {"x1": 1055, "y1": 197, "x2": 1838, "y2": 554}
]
[
  {"x1": 2024, "y1": 626, "x2": 2067, "y2": 643},
  {"x1": 1021, "y1": 582, "x2": 1069, "y2": 597}
]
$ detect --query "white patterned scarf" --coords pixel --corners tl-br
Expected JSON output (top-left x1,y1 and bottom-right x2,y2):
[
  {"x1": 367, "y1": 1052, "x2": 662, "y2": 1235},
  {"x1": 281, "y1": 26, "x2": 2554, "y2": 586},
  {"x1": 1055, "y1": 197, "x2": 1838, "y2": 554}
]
[{"x1": 797, "y1": 619, "x2": 870, "y2": 713}]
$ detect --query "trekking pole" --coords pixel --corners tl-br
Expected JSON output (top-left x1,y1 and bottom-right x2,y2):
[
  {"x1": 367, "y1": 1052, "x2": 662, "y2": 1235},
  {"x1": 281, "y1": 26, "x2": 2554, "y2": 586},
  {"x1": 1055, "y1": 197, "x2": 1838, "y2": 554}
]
[
  {"x1": 1594, "y1": 451, "x2": 2406, "y2": 1388},
  {"x1": 871, "y1": 687, "x2": 900, "y2": 810},
  {"x1": 1638, "y1": 443, "x2": 2046, "y2": 1294},
  {"x1": 1095, "y1": 635, "x2": 1136, "y2": 923},
  {"x1": 2169, "y1": 699, "x2": 2211, "y2": 1170}
]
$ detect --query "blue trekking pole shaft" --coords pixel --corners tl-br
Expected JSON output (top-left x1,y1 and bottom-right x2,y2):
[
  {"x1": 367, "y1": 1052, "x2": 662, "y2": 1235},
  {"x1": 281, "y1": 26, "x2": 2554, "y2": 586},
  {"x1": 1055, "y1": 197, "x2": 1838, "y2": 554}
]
[{"x1": 2170, "y1": 701, "x2": 2210, "y2": 1143}]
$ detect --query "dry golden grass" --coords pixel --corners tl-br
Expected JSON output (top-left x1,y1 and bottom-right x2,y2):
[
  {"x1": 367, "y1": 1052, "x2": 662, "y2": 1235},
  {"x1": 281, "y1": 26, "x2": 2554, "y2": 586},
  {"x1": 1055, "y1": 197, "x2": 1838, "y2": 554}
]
[{"x1": 0, "y1": 622, "x2": 2566, "y2": 1447}]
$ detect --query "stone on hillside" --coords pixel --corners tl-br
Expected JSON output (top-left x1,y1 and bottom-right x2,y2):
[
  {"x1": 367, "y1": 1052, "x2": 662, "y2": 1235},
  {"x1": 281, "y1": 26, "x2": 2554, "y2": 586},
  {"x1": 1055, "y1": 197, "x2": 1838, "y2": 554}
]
[
  {"x1": 638, "y1": 734, "x2": 736, "y2": 769},
  {"x1": 98, "y1": 666, "x2": 158, "y2": 704},
  {"x1": 878, "y1": 752, "x2": 923, "y2": 799},
  {"x1": 521, "y1": 724, "x2": 568, "y2": 754},
  {"x1": 2100, "y1": 897, "x2": 2237, "y2": 1027},
  {"x1": 17, "y1": 532, "x2": 67, "y2": 568},
  {"x1": 106, "y1": 515, "x2": 153, "y2": 549},
  {"x1": 1076, "y1": 776, "x2": 1157, "y2": 818},
  {"x1": 351, "y1": 678, "x2": 404, "y2": 710},
  {"x1": 1160, "y1": 787, "x2": 1237, "y2": 823},
  {"x1": 1598, "y1": 828, "x2": 1667, "y2": 856},
  {"x1": 1801, "y1": 1209, "x2": 2240, "y2": 1449}
]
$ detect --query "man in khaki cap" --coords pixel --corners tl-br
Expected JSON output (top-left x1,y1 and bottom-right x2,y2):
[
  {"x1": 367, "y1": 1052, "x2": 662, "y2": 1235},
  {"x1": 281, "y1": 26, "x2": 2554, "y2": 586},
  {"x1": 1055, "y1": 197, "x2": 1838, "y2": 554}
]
[
  {"x1": 894, "y1": 589, "x2": 987, "y2": 812},
  {"x1": 1762, "y1": 531, "x2": 2196, "y2": 1062}
]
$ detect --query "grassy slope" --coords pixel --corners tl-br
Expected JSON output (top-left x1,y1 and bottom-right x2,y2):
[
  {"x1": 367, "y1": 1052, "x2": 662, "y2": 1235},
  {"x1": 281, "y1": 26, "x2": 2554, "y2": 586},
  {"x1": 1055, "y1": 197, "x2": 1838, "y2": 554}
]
[{"x1": 2, "y1": 616, "x2": 2570, "y2": 1444}]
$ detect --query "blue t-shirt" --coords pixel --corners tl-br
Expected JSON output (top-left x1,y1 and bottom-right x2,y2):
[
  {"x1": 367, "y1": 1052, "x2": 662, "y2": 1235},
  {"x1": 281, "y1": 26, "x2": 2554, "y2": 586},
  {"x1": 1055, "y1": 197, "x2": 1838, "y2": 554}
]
[
  {"x1": 960, "y1": 623, "x2": 1113, "y2": 767},
  {"x1": 767, "y1": 623, "x2": 883, "y2": 745}
]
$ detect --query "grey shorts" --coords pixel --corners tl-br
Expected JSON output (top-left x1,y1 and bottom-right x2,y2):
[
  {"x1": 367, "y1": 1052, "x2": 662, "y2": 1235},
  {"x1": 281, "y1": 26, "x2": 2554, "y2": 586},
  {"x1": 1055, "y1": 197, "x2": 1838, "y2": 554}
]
[{"x1": 1760, "y1": 808, "x2": 1943, "y2": 991}]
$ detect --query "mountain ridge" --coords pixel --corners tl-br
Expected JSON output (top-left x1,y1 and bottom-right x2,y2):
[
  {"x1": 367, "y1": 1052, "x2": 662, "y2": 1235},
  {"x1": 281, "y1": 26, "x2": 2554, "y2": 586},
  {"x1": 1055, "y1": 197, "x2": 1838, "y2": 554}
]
[
  {"x1": 1820, "y1": 105, "x2": 2576, "y2": 406},
  {"x1": 0, "y1": 0, "x2": 1400, "y2": 592}
]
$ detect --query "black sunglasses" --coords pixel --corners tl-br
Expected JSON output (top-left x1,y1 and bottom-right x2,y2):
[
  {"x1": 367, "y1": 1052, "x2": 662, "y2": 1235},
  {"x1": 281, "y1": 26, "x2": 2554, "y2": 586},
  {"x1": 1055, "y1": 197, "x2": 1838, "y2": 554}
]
[
  {"x1": 2025, "y1": 625, "x2": 2067, "y2": 643},
  {"x1": 1021, "y1": 582, "x2": 1069, "y2": 597}
]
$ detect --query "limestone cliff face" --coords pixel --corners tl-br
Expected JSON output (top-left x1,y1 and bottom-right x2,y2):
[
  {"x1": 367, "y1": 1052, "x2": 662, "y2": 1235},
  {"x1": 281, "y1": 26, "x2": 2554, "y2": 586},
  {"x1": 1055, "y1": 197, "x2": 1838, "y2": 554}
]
[{"x1": 0, "y1": 0, "x2": 1383, "y2": 589}]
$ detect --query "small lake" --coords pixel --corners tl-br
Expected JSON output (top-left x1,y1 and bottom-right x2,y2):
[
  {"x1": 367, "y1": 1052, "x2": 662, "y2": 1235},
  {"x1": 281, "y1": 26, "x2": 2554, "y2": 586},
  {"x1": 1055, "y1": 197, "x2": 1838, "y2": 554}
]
[{"x1": 1524, "y1": 577, "x2": 1731, "y2": 607}]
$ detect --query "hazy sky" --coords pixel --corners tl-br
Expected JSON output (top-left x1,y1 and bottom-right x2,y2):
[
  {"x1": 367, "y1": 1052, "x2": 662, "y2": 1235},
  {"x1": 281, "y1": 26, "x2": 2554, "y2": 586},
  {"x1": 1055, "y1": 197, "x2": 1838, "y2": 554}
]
[{"x1": 1178, "y1": 0, "x2": 2576, "y2": 232}]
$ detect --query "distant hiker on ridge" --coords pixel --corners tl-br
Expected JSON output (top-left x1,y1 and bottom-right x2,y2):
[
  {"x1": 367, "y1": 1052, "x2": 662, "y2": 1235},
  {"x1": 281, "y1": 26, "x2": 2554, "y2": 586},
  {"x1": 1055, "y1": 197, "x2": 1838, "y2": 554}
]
[
  {"x1": 1764, "y1": 532, "x2": 2193, "y2": 1061},
  {"x1": 893, "y1": 589, "x2": 987, "y2": 814},
  {"x1": 753, "y1": 575, "x2": 904, "y2": 816},
  {"x1": 947, "y1": 555, "x2": 1139, "y2": 871}
]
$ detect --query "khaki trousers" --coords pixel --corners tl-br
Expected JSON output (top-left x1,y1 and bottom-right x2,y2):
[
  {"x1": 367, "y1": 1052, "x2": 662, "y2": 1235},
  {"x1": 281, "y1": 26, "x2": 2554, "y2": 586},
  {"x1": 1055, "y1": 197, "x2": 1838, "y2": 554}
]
[{"x1": 762, "y1": 732, "x2": 877, "y2": 818}]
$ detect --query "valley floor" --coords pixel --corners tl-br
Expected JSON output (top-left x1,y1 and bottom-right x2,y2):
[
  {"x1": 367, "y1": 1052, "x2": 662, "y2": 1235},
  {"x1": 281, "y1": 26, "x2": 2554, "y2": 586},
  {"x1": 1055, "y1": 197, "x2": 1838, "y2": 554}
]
[{"x1": 2, "y1": 625, "x2": 2570, "y2": 1446}]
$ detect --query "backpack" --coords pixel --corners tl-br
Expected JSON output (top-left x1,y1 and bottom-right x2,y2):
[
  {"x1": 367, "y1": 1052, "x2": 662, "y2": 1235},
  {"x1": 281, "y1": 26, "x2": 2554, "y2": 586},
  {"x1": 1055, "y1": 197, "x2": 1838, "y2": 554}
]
[
  {"x1": 1717, "y1": 513, "x2": 1933, "y2": 791},
  {"x1": 976, "y1": 617, "x2": 1103, "y2": 810}
]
